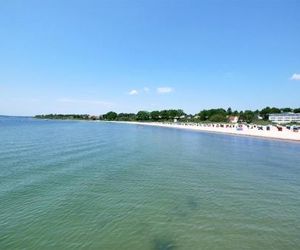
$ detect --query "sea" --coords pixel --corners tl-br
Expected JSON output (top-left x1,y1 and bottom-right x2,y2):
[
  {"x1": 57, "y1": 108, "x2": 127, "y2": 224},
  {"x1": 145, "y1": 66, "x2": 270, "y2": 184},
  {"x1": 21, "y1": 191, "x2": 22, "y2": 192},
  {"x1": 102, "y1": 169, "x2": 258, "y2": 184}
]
[{"x1": 0, "y1": 116, "x2": 300, "y2": 249}]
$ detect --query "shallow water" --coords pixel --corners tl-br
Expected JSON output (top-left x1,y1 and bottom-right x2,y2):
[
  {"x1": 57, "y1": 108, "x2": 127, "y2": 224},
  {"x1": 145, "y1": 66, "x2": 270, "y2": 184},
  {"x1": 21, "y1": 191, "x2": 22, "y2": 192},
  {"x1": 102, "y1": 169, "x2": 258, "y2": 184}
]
[{"x1": 0, "y1": 117, "x2": 300, "y2": 249}]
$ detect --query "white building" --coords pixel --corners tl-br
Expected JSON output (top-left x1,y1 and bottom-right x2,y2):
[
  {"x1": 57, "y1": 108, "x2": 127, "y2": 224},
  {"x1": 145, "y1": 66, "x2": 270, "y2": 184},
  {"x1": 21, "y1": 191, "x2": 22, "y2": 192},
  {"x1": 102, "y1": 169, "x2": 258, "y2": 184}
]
[
  {"x1": 228, "y1": 116, "x2": 239, "y2": 123},
  {"x1": 269, "y1": 113, "x2": 300, "y2": 124}
]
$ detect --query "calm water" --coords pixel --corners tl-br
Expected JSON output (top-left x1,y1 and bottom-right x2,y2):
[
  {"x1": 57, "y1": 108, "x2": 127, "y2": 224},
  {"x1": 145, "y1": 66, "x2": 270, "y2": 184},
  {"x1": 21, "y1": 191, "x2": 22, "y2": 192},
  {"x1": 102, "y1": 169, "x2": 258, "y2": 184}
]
[{"x1": 0, "y1": 117, "x2": 300, "y2": 250}]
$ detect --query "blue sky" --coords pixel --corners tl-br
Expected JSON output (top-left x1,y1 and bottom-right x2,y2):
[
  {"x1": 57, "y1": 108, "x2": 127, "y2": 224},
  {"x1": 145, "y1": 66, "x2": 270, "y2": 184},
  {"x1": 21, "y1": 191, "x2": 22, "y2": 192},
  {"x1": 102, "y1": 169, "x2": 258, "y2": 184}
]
[{"x1": 0, "y1": 0, "x2": 299, "y2": 115}]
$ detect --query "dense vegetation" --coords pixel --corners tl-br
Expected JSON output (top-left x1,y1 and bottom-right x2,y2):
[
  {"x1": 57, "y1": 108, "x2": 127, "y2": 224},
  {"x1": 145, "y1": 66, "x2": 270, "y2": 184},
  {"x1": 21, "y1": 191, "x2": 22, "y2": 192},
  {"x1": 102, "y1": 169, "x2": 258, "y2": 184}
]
[
  {"x1": 35, "y1": 114, "x2": 92, "y2": 120},
  {"x1": 35, "y1": 107, "x2": 300, "y2": 123}
]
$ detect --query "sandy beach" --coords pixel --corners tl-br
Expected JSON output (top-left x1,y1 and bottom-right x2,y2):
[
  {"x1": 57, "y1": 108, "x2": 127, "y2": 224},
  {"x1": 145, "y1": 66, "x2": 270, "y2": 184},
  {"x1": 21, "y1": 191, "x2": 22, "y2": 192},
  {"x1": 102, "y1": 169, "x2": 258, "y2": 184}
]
[{"x1": 112, "y1": 121, "x2": 300, "y2": 142}]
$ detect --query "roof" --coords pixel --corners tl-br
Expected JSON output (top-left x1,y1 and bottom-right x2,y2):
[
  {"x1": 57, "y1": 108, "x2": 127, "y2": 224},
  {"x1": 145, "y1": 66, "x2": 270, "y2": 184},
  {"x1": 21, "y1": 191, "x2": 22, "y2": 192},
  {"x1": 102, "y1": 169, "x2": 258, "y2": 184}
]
[{"x1": 269, "y1": 112, "x2": 300, "y2": 117}]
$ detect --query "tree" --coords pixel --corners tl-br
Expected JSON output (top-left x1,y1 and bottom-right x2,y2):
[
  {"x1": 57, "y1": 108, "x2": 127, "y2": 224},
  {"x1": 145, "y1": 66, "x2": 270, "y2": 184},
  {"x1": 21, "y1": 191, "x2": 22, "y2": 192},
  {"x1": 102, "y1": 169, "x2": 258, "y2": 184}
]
[
  {"x1": 159, "y1": 110, "x2": 169, "y2": 120},
  {"x1": 260, "y1": 107, "x2": 280, "y2": 120},
  {"x1": 281, "y1": 108, "x2": 292, "y2": 112},
  {"x1": 239, "y1": 110, "x2": 255, "y2": 123},
  {"x1": 270, "y1": 107, "x2": 281, "y2": 113},
  {"x1": 136, "y1": 111, "x2": 150, "y2": 121},
  {"x1": 260, "y1": 107, "x2": 270, "y2": 120},
  {"x1": 198, "y1": 110, "x2": 209, "y2": 121},
  {"x1": 293, "y1": 108, "x2": 300, "y2": 113},
  {"x1": 150, "y1": 111, "x2": 160, "y2": 121},
  {"x1": 227, "y1": 107, "x2": 232, "y2": 115},
  {"x1": 117, "y1": 113, "x2": 136, "y2": 121},
  {"x1": 104, "y1": 111, "x2": 117, "y2": 120},
  {"x1": 176, "y1": 109, "x2": 186, "y2": 117},
  {"x1": 232, "y1": 110, "x2": 239, "y2": 115},
  {"x1": 167, "y1": 109, "x2": 185, "y2": 119},
  {"x1": 209, "y1": 114, "x2": 227, "y2": 122},
  {"x1": 198, "y1": 108, "x2": 227, "y2": 121},
  {"x1": 166, "y1": 109, "x2": 177, "y2": 119}
]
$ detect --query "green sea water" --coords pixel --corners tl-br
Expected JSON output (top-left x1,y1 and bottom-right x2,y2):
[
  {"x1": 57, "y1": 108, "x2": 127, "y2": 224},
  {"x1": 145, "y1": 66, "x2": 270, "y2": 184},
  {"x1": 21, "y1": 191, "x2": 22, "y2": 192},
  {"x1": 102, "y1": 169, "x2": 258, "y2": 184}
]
[{"x1": 0, "y1": 117, "x2": 300, "y2": 250}]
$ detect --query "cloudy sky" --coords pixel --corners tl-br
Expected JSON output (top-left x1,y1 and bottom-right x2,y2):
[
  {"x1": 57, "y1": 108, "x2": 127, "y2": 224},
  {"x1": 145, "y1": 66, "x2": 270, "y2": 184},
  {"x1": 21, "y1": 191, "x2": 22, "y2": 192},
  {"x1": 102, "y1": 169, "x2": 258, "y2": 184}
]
[{"x1": 0, "y1": 0, "x2": 299, "y2": 115}]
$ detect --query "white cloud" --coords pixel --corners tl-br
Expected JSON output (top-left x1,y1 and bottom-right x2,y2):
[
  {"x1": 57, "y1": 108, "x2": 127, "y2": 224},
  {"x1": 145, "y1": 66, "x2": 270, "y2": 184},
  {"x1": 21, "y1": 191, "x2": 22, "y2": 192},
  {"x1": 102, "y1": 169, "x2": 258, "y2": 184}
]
[
  {"x1": 129, "y1": 89, "x2": 138, "y2": 95},
  {"x1": 290, "y1": 73, "x2": 300, "y2": 80},
  {"x1": 157, "y1": 87, "x2": 174, "y2": 94},
  {"x1": 143, "y1": 87, "x2": 150, "y2": 92}
]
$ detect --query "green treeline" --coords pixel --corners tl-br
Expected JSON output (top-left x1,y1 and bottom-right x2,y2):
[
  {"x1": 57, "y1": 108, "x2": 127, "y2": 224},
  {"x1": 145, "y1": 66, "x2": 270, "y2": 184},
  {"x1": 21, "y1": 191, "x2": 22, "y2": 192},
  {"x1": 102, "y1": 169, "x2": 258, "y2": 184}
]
[
  {"x1": 35, "y1": 114, "x2": 91, "y2": 120},
  {"x1": 35, "y1": 107, "x2": 300, "y2": 123},
  {"x1": 103, "y1": 109, "x2": 186, "y2": 121}
]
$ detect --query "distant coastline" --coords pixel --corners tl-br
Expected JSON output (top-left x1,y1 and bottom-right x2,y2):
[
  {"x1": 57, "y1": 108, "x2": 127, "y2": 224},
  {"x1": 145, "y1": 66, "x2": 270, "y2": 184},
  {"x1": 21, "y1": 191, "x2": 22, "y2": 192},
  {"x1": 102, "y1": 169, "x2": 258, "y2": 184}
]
[
  {"x1": 33, "y1": 107, "x2": 300, "y2": 142},
  {"x1": 32, "y1": 117, "x2": 300, "y2": 142},
  {"x1": 34, "y1": 106, "x2": 300, "y2": 124}
]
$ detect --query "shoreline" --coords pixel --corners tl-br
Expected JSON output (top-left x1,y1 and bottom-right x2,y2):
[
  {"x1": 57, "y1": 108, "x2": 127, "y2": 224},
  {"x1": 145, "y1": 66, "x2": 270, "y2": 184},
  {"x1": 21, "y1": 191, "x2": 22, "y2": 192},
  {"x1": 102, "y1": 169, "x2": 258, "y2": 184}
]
[
  {"x1": 32, "y1": 118, "x2": 300, "y2": 142},
  {"x1": 108, "y1": 121, "x2": 300, "y2": 143}
]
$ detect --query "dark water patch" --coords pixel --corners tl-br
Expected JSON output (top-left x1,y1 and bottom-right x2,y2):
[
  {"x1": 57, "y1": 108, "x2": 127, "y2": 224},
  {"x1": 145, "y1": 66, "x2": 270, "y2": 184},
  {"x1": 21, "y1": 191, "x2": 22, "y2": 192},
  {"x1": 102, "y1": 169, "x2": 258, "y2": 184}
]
[
  {"x1": 153, "y1": 237, "x2": 177, "y2": 250},
  {"x1": 172, "y1": 204, "x2": 188, "y2": 218},
  {"x1": 171, "y1": 196, "x2": 199, "y2": 218},
  {"x1": 186, "y1": 196, "x2": 199, "y2": 210}
]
